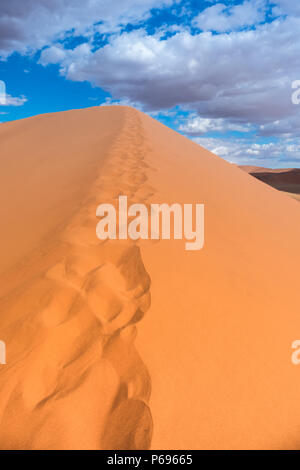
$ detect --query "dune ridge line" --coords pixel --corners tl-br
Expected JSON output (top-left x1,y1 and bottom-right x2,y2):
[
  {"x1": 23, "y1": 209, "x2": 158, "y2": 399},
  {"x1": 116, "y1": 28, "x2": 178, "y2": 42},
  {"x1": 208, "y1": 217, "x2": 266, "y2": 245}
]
[
  {"x1": 2, "y1": 105, "x2": 300, "y2": 450},
  {"x1": 0, "y1": 107, "x2": 155, "y2": 450}
]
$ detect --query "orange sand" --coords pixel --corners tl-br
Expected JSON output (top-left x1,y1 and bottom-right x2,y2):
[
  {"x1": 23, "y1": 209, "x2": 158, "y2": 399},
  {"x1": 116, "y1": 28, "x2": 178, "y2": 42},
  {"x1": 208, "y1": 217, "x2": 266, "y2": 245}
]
[
  {"x1": 0, "y1": 106, "x2": 300, "y2": 450},
  {"x1": 239, "y1": 165, "x2": 300, "y2": 202}
]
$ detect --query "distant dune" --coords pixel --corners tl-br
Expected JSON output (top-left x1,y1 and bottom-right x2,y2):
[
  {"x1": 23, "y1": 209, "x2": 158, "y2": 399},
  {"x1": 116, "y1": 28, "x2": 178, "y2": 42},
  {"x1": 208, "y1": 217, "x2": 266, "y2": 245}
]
[
  {"x1": 1, "y1": 107, "x2": 300, "y2": 450},
  {"x1": 239, "y1": 165, "x2": 300, "y2": 202}
]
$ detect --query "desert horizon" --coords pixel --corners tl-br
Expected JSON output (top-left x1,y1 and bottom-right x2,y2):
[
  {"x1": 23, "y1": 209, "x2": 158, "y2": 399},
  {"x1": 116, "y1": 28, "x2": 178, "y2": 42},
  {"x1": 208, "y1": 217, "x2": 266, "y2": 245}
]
[{"x1": 239, "y1": 165, "x2": 300, "y2": 202}]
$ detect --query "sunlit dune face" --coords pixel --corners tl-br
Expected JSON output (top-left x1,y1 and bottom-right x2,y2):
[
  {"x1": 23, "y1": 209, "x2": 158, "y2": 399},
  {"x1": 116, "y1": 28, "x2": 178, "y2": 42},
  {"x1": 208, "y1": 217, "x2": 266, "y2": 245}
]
[{"x1": 0, "y1": 106, "x2": 300, "y2": 450}]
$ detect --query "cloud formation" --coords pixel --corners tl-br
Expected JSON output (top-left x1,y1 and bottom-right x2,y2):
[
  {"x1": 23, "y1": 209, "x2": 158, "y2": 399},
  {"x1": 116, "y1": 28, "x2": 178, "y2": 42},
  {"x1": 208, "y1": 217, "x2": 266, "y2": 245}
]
[
  {"x1": 179, "y1": 115, "x2": 253, "y2": 135},
  {"x1": 0, "y1": 93, "x2": 27, "y2": 107},
  {"x1": 0, "y1": 0, "x2": 174, "y2": 57},
  {"x1": 195, "y1": 136, "x2": 300, "y2": 166},
  {"x1": 40, "y1": 15, "x2": 300, "y2": 137},
  {"x1": 4, "y1": 94, "x2": 27, "y2": 106},
  {"x1": 2, "y1": 0, "x2": 300, "y2": 165},
  {"x1": 193, "y1": 0, "x2": 266, "y2": 32}
]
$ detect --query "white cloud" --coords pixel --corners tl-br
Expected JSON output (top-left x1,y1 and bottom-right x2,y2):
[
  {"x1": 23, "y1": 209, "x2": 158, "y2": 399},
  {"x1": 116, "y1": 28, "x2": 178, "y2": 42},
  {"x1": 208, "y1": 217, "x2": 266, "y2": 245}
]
[
  {"x1": 39, "y1": 45, "x2": 68, "y2": 66},
  {"x1": 0, "y1": 0, "x2": 175, "y2": 58},
  {"x1": 259, "y1": 118, "x2": 300, "y2": 137},
  {"x1": 193, "y1": 0, "x2": 266, "y2": 32},
  {"x1": 3, "y1": 0, "x2": 300, "y2": 166},
  {"x1": 273, "y1": 0, "x2": 300, "y2": 16},
  {"x1": 179, "y1": 115, "x2": 252, "y2": 135},
  {"x1": 195, "y1": 136, "x2": 300, "y2": 167},
  {"x1": 41, "y1": 16, "x2": 300, "y2": 139},
  {"x1": 0, "y1": 94, "x2": 27, "y2": 107},
  {"x1": 100, "y1": 96, "x2": 142, "y2": 108}
]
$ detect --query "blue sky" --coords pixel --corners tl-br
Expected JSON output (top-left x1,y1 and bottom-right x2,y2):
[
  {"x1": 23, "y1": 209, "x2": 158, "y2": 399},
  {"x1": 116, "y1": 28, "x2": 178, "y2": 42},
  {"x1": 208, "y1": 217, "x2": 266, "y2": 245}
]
[{"x1": 1, "y1": 0, "x2": 300, "y2": 167}]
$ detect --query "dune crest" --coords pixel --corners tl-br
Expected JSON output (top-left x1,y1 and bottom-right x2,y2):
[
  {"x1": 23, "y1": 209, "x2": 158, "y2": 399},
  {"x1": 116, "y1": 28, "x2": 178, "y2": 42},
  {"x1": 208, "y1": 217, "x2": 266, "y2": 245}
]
[
  {"x1": 1, "y1": 106, "x2": 300, "y2": 450},
  {"x1": 0, "y1": 107, "x2": 154, "y2": 450}
]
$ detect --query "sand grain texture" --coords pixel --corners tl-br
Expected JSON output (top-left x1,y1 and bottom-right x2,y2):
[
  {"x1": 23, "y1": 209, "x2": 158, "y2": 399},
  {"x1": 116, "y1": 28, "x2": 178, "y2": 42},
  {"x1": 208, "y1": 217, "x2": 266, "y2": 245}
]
[{"x1": 0, "y1": 107, "x2": 300, "y2": 449}]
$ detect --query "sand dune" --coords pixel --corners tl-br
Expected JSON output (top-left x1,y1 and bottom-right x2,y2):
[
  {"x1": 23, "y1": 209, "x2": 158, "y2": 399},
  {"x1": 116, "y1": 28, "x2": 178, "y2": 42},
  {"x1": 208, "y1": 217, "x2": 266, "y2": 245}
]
[
  {"x1": 239, "y1": 165, "x2": 300, "y2": 202},
  {"x1": 0, "y1": 106, "x2": 300, "y2": 449}
]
